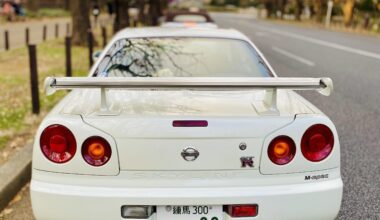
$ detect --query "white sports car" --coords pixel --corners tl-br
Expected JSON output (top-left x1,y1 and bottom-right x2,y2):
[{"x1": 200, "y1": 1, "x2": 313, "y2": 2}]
[{"x1": 31, "y1": 27, "x2": 343, "y2": 220}]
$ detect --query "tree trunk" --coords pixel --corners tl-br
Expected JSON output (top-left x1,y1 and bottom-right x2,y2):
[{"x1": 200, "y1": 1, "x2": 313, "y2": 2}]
[
  {"x1": 70, "y1": 0, "x2": 91, "y2": 46},
  {"x1": 342, "y1": 0, "x2": 355, "y2": 27},
  {"x1": 113, "y1": 0, "x2": 130, "y2": 33},
  {"x1": 294, "y1": 0, "x2": 303, "y2": 21},
  {"x1": 277, "y1": 0, "x2": 286, "y2": 19},
  {"x1": 65, "y1": 0, "x2": 70, "y2": 10},
  {"x1": 264, "y1": 0, "x2": 276, "y2": 18},
  {"x1": 138, "y1": 0, "x2": 146, "y2": 25},
  {"x1": 27, "y1": 0, "x2": 39, "y2": 13},
  {"x1": 149, "y1": 0, "x2": 161, "y2": 26},
  {"x1": 313, "y1": 0, "x2": 324, "y2": 22}
]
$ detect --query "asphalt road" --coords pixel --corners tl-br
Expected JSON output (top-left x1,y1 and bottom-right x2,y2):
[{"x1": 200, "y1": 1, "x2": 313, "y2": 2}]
[
  {"x1": 1, "y1": 13, "x2": 380, "y2": 220},
  {"x1": 212, "y1": 13, "x2": 380, "y2": 219}
]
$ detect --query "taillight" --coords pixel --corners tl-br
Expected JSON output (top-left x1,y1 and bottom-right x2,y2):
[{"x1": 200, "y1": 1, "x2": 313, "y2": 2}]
[
  {"x1": 82, "y1": 136, "x2": 111, "y2": 166},
  {"x1": 301, "y1": 124, "x2": 334, "y2": 162},
  {"x1": 40, "y1": 124, "x2": 76, "y2": 163},
  {"x1": 268, "y1": 136, "x2": 296, "y2": 165},
  {"x1": 226, "y1": 205, "x2": 258, "y2": 218}
]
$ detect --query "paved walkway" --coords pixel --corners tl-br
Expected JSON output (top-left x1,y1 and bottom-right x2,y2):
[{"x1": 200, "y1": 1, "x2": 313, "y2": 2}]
[
  {"x1": 0, "y1": 16, "x2": 112, "y2": 51},
  {"x1": 0, "y1": 18, "x2": 71, "y2": 51}
]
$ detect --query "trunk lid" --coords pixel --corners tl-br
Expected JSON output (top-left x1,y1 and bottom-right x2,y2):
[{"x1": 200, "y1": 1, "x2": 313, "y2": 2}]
[{"x1": 61, "y1": 90, "x2": 313, "y2": 171}]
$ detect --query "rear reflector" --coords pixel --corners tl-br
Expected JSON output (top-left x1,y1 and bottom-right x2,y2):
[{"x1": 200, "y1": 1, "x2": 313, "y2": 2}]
[
  {"x1": 172, "y1": 120, "x2": 208, "y2": 127},
  {"x1": 226, "y1": 205, "x2": 258, "y2": 218},
  {"x1": 121, "y1": 206, "x2": 154, "y2": 219}
]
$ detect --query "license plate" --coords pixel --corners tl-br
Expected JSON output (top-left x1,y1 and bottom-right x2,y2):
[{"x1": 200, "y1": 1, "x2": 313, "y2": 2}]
[{"x1": 157, "y1": 205, "x2": 223, "y2": 220}]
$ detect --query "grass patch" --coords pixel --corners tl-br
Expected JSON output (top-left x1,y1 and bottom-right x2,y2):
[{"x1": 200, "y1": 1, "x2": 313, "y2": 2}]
[
  {"x1": 26, "y1": 8, "x2": 70, "y2": 18},
  {"x1": 36, "y1": 8, "x2": 70, "y2": 18},
  {"x1": 0, "y1": 107, "x2": 29, "y2": 130}
]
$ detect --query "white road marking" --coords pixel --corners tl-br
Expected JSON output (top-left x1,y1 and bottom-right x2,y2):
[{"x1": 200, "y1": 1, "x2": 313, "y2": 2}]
[
  {"x1": 252, "y1": 24, "x2": 380, "y2": 60},
  {"x1": 272, "y1": 46, "x2": 316, "y2": 66}
]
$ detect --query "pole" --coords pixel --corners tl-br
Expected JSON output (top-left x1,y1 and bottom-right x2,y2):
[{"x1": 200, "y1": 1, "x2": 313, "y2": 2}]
[
  {"x1": 4, "y1": 31, "x2": 9, "y2": 51},
  {"x1": 325, "y1": 0, "x2": 334, "y2": 28},
  {"x1": 28, "y1": 45, "x2": 40, "y2": 115},
  {"x1": 55, "y1": 23, "x2": 59, "y2": 38},
  {"x1": 102, "y1": 26, "x2": 107, "y2": 48},
  {"x1": 66, "y1": 23, "x2": 70, "y2": 37},
  {"x1": 42, "y1": 25, "x2": 47, "y2": 41},
  {"x1": 87, "y1": 29, "x2": 94, "y2": 68},
  {"x1": 65, "y1": 37, "x2": 72, "y2": 77},
  {"x1": 25, "y1": 28, "x2": 30, "y2": 45}
]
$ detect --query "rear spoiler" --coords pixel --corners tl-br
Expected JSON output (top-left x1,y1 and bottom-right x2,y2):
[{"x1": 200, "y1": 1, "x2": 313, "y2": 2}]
[{"x1": 44, "y1": 77, "x2": 333, "y2": 113}]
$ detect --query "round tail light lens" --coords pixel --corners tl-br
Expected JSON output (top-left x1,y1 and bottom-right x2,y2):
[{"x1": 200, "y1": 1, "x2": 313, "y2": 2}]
[
  {"x1": 82, "y1": 136, "x2": 111, "y2": 166},
  {"x1": 268, "y1": 136, "x2": 296, "y2": 165},
  {"x1": 301, "y1": 124, "x2": 334, "y2": 162},
  {"x1": 40, "y1": 124, "x2": 76, "y2": 163}
]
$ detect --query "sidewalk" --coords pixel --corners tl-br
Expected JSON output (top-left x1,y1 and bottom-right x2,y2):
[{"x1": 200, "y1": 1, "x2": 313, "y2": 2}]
[
  {"x1": 0, "y1": 16, "x2": 112, "y2": 51},
  {"x1": 0, "y1": 17, "x2": 71, "y2": 51}
]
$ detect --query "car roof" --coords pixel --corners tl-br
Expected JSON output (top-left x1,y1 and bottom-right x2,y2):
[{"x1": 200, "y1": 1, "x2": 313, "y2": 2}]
[{"x1": 113, "y1": 27, "x2": 250, "y2": 42}]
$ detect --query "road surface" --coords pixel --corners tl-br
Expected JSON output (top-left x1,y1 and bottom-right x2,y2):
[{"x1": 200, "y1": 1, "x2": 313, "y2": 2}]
[
  {"x1": 1, "y1": 13, "x2": 379, "y2": 220},
  {"x1": 212, "y1": 13, "x2": 380, "y2": 219}
]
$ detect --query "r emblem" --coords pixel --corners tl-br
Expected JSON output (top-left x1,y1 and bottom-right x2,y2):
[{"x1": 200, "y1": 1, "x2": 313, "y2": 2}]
[{"x1": 241, "y1": 157, "x2": 254, "y2": 168}]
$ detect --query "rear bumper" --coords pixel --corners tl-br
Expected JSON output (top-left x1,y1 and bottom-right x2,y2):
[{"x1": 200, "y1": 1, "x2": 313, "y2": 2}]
[{"x1": 31, "y1": 177, "x2": 343, "y2": 220}]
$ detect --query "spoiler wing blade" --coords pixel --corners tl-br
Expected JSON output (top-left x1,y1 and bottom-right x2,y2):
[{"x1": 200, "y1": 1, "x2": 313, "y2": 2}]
[{"x1": 45, "y1": 77, "x2": 333, "y2": 96}]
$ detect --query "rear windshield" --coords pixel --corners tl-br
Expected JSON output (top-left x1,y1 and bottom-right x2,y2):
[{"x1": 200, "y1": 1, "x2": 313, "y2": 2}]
[{"x1": 94, "y1": 38, "x2": 272, "y2": 78}]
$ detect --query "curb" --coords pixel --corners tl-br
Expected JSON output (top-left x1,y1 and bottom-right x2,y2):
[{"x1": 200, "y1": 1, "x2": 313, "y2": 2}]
[{"x1": 0, "y1": 144, "x2": 32, "y2": 211}]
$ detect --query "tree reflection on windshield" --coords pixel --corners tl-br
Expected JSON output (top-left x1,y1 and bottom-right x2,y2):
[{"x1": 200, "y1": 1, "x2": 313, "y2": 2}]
[
  {"x1": 97, "y1": 38, "x2": 198, "y2": 77},
  {"x1": 95, "y1": 38, "x2": 272, "y2": 78}
]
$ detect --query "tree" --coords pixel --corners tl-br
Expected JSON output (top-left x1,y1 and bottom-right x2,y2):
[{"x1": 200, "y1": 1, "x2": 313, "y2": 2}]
[
  {"x1": 148, "y1": 0, "x2": 162, "y2": 26},
  {"x1": 138, "y1": 0, "x2": 147, "y2": 25},
  {"x1": 277, "y1": 0, "x2": 287, "y2": 19},
  {"x1": 261, "y1": 0, "x2": 277, "y2": 18},
  {"x1": 70, "y1": 0, "x2": 91, "y2": 46},
  {"x1": 341, "y1": 0, "x2": 355, "y2": 26},
  {"x1": 113, "y1": 0, "x2": 130, "y2": 33},
  {"x1": 312, "y1": 0, "x2": 327, "y2": 22},
  {"x1": 294, "y1": 0, "x2": 303, "y2": 20}
]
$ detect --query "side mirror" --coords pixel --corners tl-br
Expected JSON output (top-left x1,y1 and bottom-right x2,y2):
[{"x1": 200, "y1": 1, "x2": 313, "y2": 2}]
[{"x1": 92, "y1": 50, "x2": 102, "y2": 62}]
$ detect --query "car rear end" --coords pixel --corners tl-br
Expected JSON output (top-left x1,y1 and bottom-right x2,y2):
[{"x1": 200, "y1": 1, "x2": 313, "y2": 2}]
[
  {"x1": 31, "y1": 31, "x2": 342, "y2": 220},
  {"x1": 31, "y1": 94, "x2": 342, "y2": 220}
]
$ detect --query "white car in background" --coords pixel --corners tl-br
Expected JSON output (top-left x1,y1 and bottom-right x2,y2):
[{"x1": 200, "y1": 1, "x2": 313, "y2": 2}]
[{"x1": 31, "y1": 27, "x2": 342, "y2": 220}]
